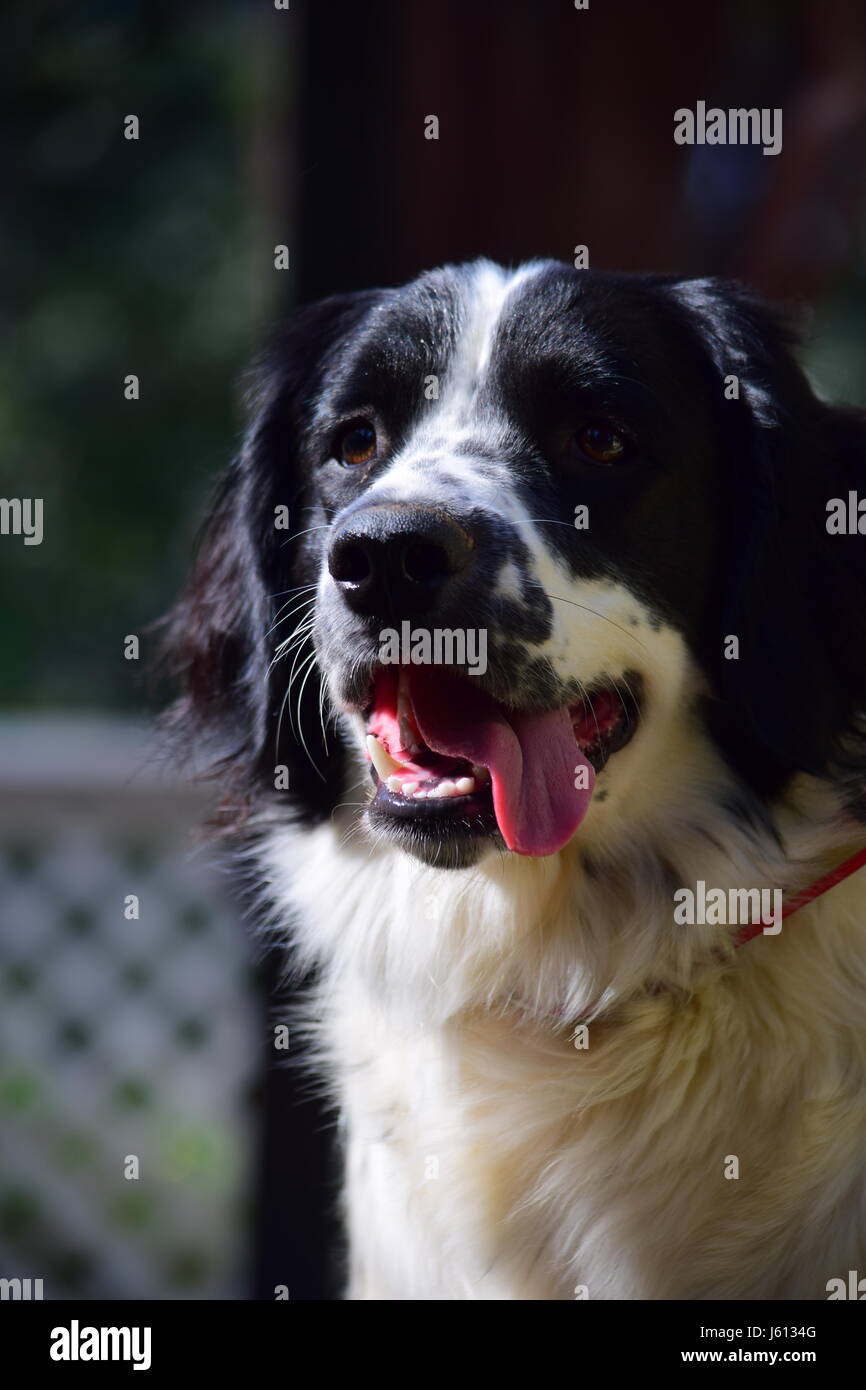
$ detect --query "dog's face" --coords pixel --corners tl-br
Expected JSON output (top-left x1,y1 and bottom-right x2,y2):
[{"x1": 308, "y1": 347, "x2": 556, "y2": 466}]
[
  {"x1": 169, "y1": 260, "x2": 866, "y2": 868},
  {"x1": 305, "y1": 261, "x2": 726, "y2": 867}
]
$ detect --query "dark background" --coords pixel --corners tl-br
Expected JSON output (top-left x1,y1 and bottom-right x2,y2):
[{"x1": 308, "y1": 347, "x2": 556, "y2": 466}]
[{"x1": 4, "y1": 0, "x2": 866, "y2": 1300}]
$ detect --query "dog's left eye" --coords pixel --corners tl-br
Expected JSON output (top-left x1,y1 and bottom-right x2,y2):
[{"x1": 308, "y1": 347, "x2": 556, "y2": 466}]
[{"x1": 572, "y1": 423, "x2": 629, "y2": 465}]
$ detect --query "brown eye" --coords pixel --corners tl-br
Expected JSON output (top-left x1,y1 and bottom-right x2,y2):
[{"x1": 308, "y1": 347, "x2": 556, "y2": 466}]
[
  {"x1": 338, "y1": 419, "x2": 377, "y2": 467},
  {"x1": 574, "y1": 423, "x2": 628, "y2": 465}
]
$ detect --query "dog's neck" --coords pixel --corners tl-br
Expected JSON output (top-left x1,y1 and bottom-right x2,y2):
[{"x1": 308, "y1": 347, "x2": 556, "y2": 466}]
[{"x1": 260, "y1": 721, "x2": 851, "y2": 1034}]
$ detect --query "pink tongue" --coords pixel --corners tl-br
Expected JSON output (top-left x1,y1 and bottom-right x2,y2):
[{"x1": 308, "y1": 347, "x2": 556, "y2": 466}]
[{"x1": 409, "y1": 670, "x2": 594, "y2": 857}]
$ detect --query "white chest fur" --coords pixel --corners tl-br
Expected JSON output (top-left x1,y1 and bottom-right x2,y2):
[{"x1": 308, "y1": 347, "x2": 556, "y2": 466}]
[{"x1": 261, "y1": 801, "x2": 866, "y2": 1300}]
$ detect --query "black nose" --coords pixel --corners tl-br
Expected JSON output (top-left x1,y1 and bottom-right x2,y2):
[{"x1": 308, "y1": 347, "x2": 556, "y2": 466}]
[{"x1": 328, "y1": 504, "x2": 475, "y2": 619}]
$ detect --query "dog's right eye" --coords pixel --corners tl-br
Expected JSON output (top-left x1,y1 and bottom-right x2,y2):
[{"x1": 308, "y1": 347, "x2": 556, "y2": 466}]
[
  {"x1": 337, "y1": 419, "x2": 378, "y2": 467},
  {"x1": 572, "y1": 422, "x2": 630, "y2": 465}
]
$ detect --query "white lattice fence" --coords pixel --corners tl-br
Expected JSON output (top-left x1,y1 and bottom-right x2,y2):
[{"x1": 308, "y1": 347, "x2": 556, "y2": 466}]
[{"x1": 0, "y1": 717, "x2": 257, "y2": 1299}]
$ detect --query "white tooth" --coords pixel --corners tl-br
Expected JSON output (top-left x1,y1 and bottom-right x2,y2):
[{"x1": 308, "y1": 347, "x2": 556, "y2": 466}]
[
  {"x1": 386, "y1": 775, "x2": 403, "y2": 792},
  {"x1": 437, "y1": 780, "x2": 457, "y2": 797},
  {"x1": 413, "y1": 788, "x2": 429, "y2": 800},
  {"x1": 366, "y1": 734, "x2": 406, "y2": 782},
  {"x1": 401, "y1": 781, "x2": 419, "y2": 796},
  {"x1": 455, "y1": 777, "x2": 475, "y2": 794}
]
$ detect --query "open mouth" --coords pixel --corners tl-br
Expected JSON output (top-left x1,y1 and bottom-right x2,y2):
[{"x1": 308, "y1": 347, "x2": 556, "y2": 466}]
[{"x1": 363, "y1": 666, "x2": 640, "y2": 858}]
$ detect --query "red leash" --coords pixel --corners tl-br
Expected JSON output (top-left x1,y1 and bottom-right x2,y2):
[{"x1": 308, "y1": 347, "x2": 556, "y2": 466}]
[{"x1": 735, "y1": 844, "x2": 866, "y2": 946}]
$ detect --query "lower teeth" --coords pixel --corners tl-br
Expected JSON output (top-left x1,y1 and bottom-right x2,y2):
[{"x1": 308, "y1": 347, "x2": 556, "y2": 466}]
[{"x1": 384, "y1": 768, "x2": 489, "y2": 800}]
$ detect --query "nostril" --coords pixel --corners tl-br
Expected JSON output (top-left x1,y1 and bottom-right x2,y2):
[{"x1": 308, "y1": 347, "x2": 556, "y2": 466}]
[
  {"x1": 401, "y1": 539, "x2": 451, "y2": 586},
  {"x1": 330, "y1": 540, "x2": 372, "y2": 586}
]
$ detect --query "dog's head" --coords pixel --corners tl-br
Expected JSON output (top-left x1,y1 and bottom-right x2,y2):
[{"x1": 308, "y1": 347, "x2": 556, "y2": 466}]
[{"x1": 168, "y1": 260, "x2": 866, "y2": 868}]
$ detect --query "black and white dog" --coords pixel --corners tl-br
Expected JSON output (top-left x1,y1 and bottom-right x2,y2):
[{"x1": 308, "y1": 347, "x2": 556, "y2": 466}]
[{"x1": 169, "y1": 260, "x2": 866, "y2": 1299}]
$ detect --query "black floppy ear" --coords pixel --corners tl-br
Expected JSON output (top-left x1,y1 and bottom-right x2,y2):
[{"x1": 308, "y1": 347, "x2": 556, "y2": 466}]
[
  {"x1": 163, "y1": 290, "x2": 381, "y2": 828},
  {"x1": 162, "y1": 456, "x2": 264, "y2": 827},
  {"x1": 669, "y1": 278, "x2": 866, "y2": 799}
]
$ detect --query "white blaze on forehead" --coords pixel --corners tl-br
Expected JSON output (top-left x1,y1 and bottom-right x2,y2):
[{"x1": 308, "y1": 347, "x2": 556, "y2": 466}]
[
  {"x1": 440, "y1": 258, "x2": 547, "y2": 423},
  {"x1": 449, "y1": 260, "x2": 539, "y2": 397},
  {"x1": 369, "y1": 260, "x2": 546, "y2": 502}
]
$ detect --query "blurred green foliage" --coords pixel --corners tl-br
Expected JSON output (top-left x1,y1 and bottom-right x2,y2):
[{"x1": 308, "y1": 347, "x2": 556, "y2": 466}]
[
  {"x1": 2, "y1": 1, "x2": 285, "y2": 710},
  {"x1": 806, "y1": 276, "x2": 866, "y2": 410}
]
